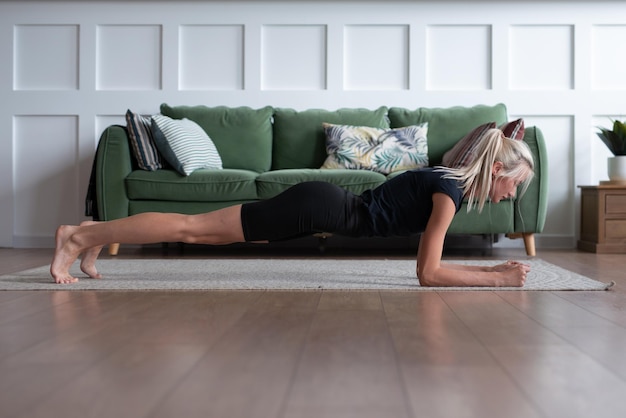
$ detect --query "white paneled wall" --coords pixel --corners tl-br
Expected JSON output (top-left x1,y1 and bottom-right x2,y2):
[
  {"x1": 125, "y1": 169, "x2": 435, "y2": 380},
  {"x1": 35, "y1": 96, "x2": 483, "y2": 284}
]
[{"x1": 1, "y1": 0, "x2": 625, "y2": 249}]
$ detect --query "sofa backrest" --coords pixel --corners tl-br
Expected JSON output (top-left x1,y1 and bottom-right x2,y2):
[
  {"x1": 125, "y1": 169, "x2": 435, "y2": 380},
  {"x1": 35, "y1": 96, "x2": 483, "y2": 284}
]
[
  {"x1": 160, "y1": 103, "x2": 274, "y2": 173},
  {"x1": 388, "y1": 103, "x2": 508, "y2": 165},
  {"x1": 271, "y1": 107, "x2": 390, "y2": 170},
  {"x1": 157, "y1": 103, "x2": 509, "y2": 172}
]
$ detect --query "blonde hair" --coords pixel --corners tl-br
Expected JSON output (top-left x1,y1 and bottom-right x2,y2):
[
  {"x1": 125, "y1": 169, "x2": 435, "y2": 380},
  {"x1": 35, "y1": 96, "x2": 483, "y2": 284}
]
[{"x1": 439, "y1": 128, "x2": 535, "y2": 212}]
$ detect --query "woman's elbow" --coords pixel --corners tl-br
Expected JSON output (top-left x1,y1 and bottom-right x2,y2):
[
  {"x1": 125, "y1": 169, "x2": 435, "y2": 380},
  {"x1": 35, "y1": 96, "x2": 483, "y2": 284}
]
[{"x1": 417, "y1": 269, "x2": 437, "y2": 287}]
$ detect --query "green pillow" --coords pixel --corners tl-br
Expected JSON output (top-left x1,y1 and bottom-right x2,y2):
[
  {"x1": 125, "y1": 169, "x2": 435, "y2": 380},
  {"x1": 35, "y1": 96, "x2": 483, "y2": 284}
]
[
  {"x1": 272, "y1": 107, "x2": 390, "y2": 169},
  {"x1": 388, "y1": 103, "x2": 508, "y2": 165},
  {"x1": 160, "y1": 104, "x2": 273, "y2": 173}
]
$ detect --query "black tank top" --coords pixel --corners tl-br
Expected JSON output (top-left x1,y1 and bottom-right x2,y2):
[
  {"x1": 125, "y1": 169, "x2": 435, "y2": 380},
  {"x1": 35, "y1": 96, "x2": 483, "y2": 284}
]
[{"x1": 359, "y1": 168, "x2": 463, "y2": 237}]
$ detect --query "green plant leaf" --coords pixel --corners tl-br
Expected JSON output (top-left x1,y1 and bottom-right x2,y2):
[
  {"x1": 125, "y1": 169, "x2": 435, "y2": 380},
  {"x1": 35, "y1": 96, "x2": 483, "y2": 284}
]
[
  {"x1": 613, "y1": 121, "x2": 626, "y2": 155},
  {"x1": 597, "y1": 121, "x2": 626, "y2": 155}
]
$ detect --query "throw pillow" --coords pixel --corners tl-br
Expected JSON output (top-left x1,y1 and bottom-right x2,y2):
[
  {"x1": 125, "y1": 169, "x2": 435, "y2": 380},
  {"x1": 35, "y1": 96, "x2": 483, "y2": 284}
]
[
  {"x1": 321, "y1": 123, "x2": 429, "y2": 174},
  {"x1": 125, "y1": 109, "x2": 163, "y2": 171},
  {"x1": 151, "y1": 114, "x2": 223, "y2": 176},
  {"x1": 500, "y1": 118, "x2": 525, "y2": 140},
  {"x1": 442, "y1": 118, "x2": 525, "y2": 168}
]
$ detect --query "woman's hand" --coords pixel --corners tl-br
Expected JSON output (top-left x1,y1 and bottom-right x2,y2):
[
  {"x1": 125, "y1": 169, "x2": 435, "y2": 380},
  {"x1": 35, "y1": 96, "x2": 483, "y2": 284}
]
[
  {"x1": 491, "y1": 260, "x2": 530, "y2": 273},
  {"x1": 492, "y1": 261, "x2": 530, "y2": 287}
]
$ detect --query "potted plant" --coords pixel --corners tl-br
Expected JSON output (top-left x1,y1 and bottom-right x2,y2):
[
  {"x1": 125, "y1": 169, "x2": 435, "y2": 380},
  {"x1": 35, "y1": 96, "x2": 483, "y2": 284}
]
[{"x1": 597, "y1": 119, "x2": 626, "y2": 182}]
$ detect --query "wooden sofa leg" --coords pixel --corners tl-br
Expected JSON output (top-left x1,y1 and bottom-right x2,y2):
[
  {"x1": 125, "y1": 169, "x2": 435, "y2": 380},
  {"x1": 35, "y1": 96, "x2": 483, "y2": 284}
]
[
  {"x1": 522, "y1": 233, "x2": 536, "y2": 257},
  {"x1": 108, "y1": 243, "x2": 120, "y2": 256},
  {"x1": 507, "y1": 233, "x2": 536, "y2": 256}
]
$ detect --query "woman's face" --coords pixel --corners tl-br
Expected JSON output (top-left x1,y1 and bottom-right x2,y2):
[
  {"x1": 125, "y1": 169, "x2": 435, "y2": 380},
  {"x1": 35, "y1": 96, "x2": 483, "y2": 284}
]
[
  {"x1": 490, "y1": 162, "x2": 528, "y2": 203},
  {"x1": 490, "y1": 176, "x2": 522, "y2": 203}
]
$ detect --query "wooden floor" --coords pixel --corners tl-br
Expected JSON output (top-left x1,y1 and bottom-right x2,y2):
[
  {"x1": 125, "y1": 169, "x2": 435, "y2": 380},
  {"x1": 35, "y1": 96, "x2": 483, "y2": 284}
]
[{"x1": 1, "y1": 246, "x2": 625, "y2": 418}]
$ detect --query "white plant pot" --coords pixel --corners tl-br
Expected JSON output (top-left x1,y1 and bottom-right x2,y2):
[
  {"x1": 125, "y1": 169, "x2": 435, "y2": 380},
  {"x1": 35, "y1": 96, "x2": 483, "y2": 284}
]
[{"x1": 608, "y1": 155, "x2": 626, "y2": 182}]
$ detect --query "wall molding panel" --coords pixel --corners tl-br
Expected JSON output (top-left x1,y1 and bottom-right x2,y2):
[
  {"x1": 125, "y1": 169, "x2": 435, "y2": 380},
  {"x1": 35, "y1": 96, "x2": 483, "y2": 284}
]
[
  {"x1": 96, "y1": 24, "x2": 163, "y2": 91},
  {"x1": 1, "y1": 1, "x2": 626, "y2": 249},
  {"x1": 426, "y1": 25, "x2": 492, "y2": 91},
  {"x1": 344, "y1": 24, "x2": 409, "y2": 91},
  {"x1": 180, "y1": 24, "x2": 244, "y2": 91},
  {"x1": 509, "y1": 25, "x2": 574, "y2": 91},
  {"x1": 14, "y1": 24, "x2": 79, "y2": 91}
]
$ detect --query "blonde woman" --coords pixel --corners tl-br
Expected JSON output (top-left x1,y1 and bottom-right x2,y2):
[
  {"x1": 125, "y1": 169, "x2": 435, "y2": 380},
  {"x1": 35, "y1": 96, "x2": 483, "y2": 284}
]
[{"x1": 51, "y1": 128, "x2": 534, "y2": 286}]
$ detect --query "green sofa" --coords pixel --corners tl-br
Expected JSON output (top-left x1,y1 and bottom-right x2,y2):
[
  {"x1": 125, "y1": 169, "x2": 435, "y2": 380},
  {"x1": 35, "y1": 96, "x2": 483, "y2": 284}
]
[{"x1": 93, "y1": 103, "x2": 548, "y2": 255}]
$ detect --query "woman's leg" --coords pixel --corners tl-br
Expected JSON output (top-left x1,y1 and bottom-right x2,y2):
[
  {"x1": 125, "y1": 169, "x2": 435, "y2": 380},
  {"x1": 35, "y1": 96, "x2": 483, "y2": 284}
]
[{"x1": 50, "y1": 205, "x2": 245, "y2": 284}]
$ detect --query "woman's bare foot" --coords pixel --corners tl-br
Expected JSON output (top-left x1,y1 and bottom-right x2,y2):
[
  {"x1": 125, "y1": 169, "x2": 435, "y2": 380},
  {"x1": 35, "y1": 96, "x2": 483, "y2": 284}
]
[
  {"x1": 79, "y1": 245, "x2": 104, "y2": 279},
  {"x1": 50, "y1": 225, "x2": 81, "y2": 284},
  {"x1": 77, "y1": 221, "x2": 103, "y2": 279}
]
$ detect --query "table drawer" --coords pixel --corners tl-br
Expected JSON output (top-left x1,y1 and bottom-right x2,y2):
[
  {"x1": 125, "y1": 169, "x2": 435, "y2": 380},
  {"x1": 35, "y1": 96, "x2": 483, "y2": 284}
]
[
  {"x1": 606, "y1": 194, "x2": 626, "y2": 214},
  {"x1": 606, "y1": 219, "x2": 626, "y2": 239}
]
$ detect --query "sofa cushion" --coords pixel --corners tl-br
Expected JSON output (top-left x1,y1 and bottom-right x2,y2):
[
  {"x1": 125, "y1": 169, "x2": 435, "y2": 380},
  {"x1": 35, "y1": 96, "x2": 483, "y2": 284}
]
[
  {"x1": 160, "y1": 104, "x2": 273, "y2": 173},
  {"x1": 151, "y1": 115, "x2": 223, "y2": 176},
  {"x1": 125, "y1": 110, "x2": 163, "y2": 171},
  {"x1": 256, "y1": 169, "x2": 386, "y2": 199},
  {"x1": 272, "y1": 107, "x2": 389, "y2": 170},
  {"x1": 321, "y1": 123, "x2": 429, "y2": 174},
  {"x1": 125, "y1": 169, "x2": 259, "y2": 202},
  {"x1": 388, "y1": 103, "x2": 508, "y2": 165}
]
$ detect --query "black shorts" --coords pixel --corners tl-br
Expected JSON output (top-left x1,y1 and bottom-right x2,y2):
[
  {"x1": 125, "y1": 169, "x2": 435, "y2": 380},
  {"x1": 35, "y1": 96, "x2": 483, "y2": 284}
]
[{"x1": 240, "y1": 182, "x2": 372, "y2": 242}]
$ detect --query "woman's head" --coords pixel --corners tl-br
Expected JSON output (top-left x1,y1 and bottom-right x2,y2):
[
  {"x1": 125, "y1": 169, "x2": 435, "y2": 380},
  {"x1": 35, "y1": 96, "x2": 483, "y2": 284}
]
[{"x1": 443, "y1": 128, "x2": 535, "y2": 212}]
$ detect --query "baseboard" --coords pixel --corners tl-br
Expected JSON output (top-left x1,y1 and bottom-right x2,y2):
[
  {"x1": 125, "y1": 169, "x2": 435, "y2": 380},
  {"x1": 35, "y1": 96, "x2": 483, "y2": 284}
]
[{"x1": 12, "y1": 235, "x2": 55, "y2": 249}]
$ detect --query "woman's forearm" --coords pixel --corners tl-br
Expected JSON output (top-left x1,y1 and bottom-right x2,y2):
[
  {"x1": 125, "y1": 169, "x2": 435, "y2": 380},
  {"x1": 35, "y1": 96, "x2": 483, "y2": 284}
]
[
  {"x1": 440, "y1": 262, "x2": 492, "y2": 272},
  {"x1": 418, "y1": 266, "x2": 503, "y2": 287},
  {"x1": 418, "y1": 263, "x2": 527, "y2": 287}
]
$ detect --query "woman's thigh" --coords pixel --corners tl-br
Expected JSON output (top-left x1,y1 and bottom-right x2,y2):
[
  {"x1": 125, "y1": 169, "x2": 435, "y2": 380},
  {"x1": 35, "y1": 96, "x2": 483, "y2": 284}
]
[{"x1": 240, "y1": 182, "x2": 366, "y2": 242}]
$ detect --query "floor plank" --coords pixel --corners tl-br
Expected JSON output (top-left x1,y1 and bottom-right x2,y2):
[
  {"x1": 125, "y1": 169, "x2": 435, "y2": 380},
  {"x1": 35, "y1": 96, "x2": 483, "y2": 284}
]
[
  {"x1": 498, "y1": 291, "x2": 626, "y2": 381},
  {"x1": 488, "y1": 344, "x2": 626, "y2": 418},
  {"x1": 147, "y1": 292, "x2": 320, "y2": 418},
  {"x1": 282, "y1": 292, "x2": 410, "y2": 418},
  {"x1": 441, "y1": 291, "x2": 626, "y2": 418},
  {"x1": 382, "y1": 292, "x2": 543, "y2": 418},
  {"x1": 17, "y1": 343, "x2": 208, "y2": 418}
]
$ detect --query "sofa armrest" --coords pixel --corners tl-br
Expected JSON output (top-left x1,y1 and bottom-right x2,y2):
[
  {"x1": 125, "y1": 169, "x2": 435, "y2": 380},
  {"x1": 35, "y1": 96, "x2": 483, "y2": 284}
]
[
  {"x1": 95, "y1": 125, "x2": 133, "y2": 221},
  {"x1": 514, "y1": 126, "x2": 549, "y2": 233}
]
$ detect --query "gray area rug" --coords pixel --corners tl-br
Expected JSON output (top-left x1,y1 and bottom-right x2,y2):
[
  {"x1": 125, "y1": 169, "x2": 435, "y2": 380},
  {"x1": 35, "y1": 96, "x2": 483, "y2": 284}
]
[{"x1": 0, "y1": 258, "x2": 614, "y2": 291}]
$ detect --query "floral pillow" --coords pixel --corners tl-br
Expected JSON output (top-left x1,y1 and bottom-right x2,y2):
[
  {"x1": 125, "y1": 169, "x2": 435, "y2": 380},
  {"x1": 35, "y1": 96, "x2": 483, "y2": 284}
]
[
  {"x1": 442, "y1": 118, "x2": 525, "y2": 168},
  {"x1": 321, "y1": 123, "x2": 429, "y2": 174}
]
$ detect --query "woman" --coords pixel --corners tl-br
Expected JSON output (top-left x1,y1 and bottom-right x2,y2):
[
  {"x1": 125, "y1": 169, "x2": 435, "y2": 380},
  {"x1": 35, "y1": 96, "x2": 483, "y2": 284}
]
[{"x1": 51, "y1": 128, "x2": 534, "y2": 286}]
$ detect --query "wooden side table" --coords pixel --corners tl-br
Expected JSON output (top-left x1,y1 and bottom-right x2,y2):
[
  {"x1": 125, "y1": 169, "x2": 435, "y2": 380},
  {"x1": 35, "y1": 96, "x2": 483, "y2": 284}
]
[{"x1": 578, "y1": 184, "x2": 626, "y2": 253}]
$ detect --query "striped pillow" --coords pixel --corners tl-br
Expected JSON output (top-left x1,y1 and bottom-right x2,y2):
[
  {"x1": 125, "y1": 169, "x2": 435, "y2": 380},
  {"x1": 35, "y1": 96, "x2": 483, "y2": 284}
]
[
  {"x1": 151, "y1": 114, "x2": 222, "y2": 176},
  {"x1": 442, "y1": 119, "x2": 525, "y2": 168},
  {"x1": 125, "y1": 110, "x2": 163, "y2": 171}
]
